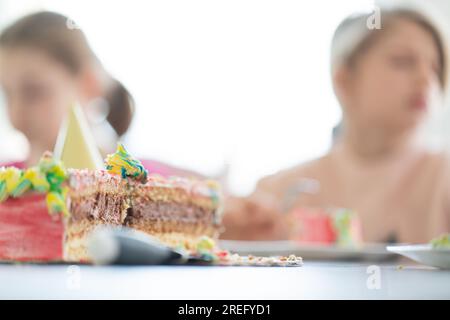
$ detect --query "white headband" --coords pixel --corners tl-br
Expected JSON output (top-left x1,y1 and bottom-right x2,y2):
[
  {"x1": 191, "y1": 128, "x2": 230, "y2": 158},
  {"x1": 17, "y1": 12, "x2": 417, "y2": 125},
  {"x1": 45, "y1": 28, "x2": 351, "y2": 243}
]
[
  {"x1": 330, "y1": 13, "x2": 372, "y2": 76},
  {"x1": 330, "y1": 4, "x2": 448, "y2": 77}
]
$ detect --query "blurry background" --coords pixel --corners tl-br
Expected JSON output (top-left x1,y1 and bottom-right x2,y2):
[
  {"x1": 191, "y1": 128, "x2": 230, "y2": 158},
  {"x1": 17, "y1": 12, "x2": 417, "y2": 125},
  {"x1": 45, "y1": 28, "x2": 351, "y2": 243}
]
[{"x1": 0, "y1": 0, "x2": 449, "y2": 195}]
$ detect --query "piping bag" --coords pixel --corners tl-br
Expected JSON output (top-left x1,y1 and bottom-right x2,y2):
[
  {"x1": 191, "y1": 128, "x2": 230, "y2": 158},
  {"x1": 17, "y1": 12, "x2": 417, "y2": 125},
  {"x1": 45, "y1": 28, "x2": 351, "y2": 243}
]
[{"x1": 87, "y1": 227, "x2": 207, "y2": 265}]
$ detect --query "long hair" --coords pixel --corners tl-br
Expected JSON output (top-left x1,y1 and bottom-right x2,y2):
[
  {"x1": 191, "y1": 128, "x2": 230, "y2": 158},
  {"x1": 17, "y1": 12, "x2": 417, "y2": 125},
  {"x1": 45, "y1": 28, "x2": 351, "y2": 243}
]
[{"x1": 0, "y1": 11, "x2": 135, "y2": 137}]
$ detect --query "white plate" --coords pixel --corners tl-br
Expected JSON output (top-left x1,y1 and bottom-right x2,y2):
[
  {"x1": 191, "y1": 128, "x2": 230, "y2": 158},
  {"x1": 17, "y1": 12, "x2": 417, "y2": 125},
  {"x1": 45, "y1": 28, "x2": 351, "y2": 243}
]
[
  {"x1": 387, "y1": 244, "x2": 450, "y2": 269},
  {"x1": 219, "y1": 240, "x2": 396, "y2": 261}
]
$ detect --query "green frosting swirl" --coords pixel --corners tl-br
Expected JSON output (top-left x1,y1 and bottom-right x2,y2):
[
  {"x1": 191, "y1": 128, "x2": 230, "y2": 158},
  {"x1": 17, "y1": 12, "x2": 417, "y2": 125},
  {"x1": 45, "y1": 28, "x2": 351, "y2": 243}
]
[
  {"x1": 105, "y1": 143, "x2": 148, "y2": 183},
  {"x1": 0, "y1": 152, "x2": 69, "y2": 216}
]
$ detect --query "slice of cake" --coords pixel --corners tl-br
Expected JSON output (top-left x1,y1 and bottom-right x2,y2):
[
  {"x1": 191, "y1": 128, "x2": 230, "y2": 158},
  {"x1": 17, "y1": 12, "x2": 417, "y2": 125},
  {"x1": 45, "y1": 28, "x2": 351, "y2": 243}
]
[
  {"x1": 64, "y1": 143, "x2": 222, "y2": 262},
  {"x1": 289, "y1": 207, "x2": 362, "y2": 247}
]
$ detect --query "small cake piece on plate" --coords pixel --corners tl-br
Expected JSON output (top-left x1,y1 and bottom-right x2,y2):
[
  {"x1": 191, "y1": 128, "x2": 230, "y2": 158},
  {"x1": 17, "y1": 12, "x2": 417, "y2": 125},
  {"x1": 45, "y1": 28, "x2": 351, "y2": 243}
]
[{"x1": 290, "y1": 207, "x2": 362, "y2": 246}]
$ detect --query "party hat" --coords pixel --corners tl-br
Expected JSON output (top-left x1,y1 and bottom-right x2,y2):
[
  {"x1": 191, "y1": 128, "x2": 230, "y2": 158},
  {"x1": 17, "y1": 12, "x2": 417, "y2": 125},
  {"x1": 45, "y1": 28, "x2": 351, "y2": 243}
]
[{"x1": 54, "y1": 103, "x2": 103, "y2": 170}]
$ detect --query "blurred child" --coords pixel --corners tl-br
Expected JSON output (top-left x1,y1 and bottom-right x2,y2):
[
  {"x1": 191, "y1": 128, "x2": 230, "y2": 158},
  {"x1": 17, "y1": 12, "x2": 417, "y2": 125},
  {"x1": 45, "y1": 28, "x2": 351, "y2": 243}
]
[
  {"x1": 222, "y1": 8, "x2": 450, "y2": 243},
  {"x1": 0, "y1": 11, "x2": 191, "y2": 177}
]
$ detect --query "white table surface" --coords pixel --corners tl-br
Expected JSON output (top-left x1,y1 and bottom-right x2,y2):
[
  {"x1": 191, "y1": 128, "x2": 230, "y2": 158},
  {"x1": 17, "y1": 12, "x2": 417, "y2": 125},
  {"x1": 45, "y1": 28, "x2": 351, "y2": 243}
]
[{"x1": 1, "y1": 261, "x2": 449, "y2": 299}]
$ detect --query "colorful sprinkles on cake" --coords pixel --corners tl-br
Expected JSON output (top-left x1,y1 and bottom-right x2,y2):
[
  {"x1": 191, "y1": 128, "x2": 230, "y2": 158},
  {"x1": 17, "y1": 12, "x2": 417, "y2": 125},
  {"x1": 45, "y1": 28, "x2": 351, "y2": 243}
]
[
  {"x1": 105, "y1": 143, "x2": 148, "y2": 183},
  {"x1": 205, "y1": 180, "x2": 221, "y2": 207},
  {"x1": 0, "y1": 152, "x2": 69, "y2": 216}
]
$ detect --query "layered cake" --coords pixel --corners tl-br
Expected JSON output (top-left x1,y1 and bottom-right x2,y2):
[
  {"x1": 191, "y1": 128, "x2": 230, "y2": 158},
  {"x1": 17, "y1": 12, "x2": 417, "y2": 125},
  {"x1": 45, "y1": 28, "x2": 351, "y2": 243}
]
[{"x1": 0, "y1": 145, "x2": 222, "y2": 262}]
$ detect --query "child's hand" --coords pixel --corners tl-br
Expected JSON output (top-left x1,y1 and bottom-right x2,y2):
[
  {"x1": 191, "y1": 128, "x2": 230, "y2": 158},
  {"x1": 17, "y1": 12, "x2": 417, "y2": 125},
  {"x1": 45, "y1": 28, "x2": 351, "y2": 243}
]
[{"x1": 221, "y1": 194, "x2": 289, "y2": 240}]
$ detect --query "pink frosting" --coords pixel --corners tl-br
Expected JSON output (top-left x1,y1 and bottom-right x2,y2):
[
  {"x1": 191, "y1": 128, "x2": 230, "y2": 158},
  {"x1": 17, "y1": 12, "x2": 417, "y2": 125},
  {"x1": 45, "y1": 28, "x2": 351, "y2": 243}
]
[
  {"x1": 140, "y1": 159, "x2": 181, "y2": 177},
  {"x1": 0, "y1": 161, "x2": 25, "y2": 169}
]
